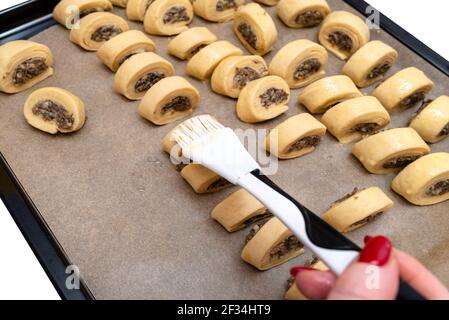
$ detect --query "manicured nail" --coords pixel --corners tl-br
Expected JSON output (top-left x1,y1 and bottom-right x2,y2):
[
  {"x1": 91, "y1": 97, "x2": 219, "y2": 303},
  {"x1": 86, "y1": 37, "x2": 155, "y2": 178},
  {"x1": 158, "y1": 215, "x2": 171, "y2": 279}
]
[
  {"x1": 364, "y1": 235, "x2": 373, "y2": 244},
  {"x1": 359, "y1": 235, "x2": 392, "y2": 266},
  {"x1": 290, "y1": 266, "x2": 317, "y2": 277}
]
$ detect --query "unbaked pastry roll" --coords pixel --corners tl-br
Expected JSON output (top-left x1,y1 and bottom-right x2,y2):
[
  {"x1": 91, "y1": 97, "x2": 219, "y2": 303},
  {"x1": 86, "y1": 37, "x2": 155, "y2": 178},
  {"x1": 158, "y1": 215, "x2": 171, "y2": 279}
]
[
  {"x1": 298, "y1": 75, "x2": 362, "y2": 114},
  {"x1": 410, "y1": 96, "x2": 449, "y2": 143},
  {"x1": 265, "y1": 113, "x2": 326, "y2": 159},
  {"x1": 180, "y1": 164, "x2": 231, "y2": 193},
  {"x1": 318, "y1": 11, "x2": 370, "y2": 60},
  {"x1": 236, "y1": 75, "x2": 289, "y2": 123},
  {"x1": 110, "y1": 0, "x2": 127, "y2": 7},
  {"x1": 53, "y1": 0, "x2": 113, "y2": 28},
  {"x1": 126, "y1": 0, "x2": 154, "y2": 21},
  {"x1": 211, "y1": 189, "x2": 273, "y2": 232},
  {"x1": 352, "y1": 128, "x2": 430, "y2": 174},
  {"x1": 268, "y1": 39, "x2": 328, "y2": 89},
  {"x1": 342, "y1": 40, "x2": 398, "y2": 88},
  {"x1": 0, "y1": 40, "x2": 53, "y2": 94},
  {"x1": 167, "y1": 27, "x2": 218, "y2": 60},
  {"x1": 143, "y1": 0, "x2": 193, "y2": 36},
  {"x1": 23, "y1": 87, "x2": 86, "y2": 134},
  {"x1": 96, "y1": 30, "x2": 156, "y2": 72},
  {"x1": 193, "y1": 0, "x2": 245, "y2": 22},
  {"x1": 233, "y1": 3, "x2": 278, "y2": 56},
  {"x1": 321, "y1": 96, "x2": 390, "y2": 144},
  {"x1": 241, "y1": 217, "x2": 304, "y2": 270},
  {"x1": 138, "y1": 76, "x2": 200, "y2": 125},
  {"x1": 114, "y1": 52, "x2": 174, "y2": 100},
  {"x1": 392, "y1": 153, "x2": 449, "y2": 206},
  {"x1": 285, "y1": 258, "x2": 328, "y2": 300},
  {"x1": 322, "y1": 187, "x2": 393, "y2": 232},
  {"x1": 211, "y1": 55, "x2": 268, "y2": 98},
  {"x1": 186, "y1": 41, "x2": 243, "y2": 81},
  {"x1": 372, "y1": 67, "x2": 434, "y2": 112},
  {"x1": 69, "y1": 12, "x2": 129, "y2": 51},
  {"x1": 277, "y1": 0, "x2": 330, "y2": 28}
]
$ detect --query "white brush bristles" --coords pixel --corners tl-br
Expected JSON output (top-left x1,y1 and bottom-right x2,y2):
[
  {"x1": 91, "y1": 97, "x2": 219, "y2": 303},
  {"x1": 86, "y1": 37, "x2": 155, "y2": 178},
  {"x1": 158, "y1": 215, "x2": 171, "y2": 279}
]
[{"x1": 172, "y1": 115, "x2": 224, "y2": 149}]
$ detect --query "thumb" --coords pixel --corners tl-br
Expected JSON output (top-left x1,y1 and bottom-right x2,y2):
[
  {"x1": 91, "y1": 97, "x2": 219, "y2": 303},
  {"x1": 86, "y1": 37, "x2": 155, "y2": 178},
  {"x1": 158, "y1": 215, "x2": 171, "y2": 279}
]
[{"x1": 327, "y1": 236, "x2": 399, "y2": 300}]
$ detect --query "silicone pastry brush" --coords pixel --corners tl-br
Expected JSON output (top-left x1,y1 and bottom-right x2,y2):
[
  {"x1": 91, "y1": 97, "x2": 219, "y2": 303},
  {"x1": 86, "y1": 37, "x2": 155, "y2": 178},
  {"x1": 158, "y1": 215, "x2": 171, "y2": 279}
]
[{"x1": 172, "y1": 114, "x2": 424, "y2": 300}]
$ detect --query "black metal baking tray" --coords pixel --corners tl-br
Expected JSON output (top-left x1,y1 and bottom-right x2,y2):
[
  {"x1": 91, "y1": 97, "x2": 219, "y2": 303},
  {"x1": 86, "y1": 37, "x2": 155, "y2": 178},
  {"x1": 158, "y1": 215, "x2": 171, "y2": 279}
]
[{"x1": 0, "y1": 0, "x2": 447, "y2": 300}]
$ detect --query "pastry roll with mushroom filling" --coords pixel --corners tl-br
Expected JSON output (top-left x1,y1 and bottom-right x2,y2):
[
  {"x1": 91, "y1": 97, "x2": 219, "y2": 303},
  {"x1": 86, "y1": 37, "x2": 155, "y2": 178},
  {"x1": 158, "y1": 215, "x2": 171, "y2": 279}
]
[
  {"x1": 114, "y1": 52, "x2": 174, "y2": 100},
  {"x1": 23, "y1": 87, "x2": 86, "y2": 134},
  {"x1": 277, "y1": 0, "x2": 330, "y2": 28},
  {"x1": 241, "y1": 217, "x2": 304, "y2": 270},
  {"x1": 269, "y1": 39, "x2": 328, "y2": 89},
  {"x1": 110, "y1": 0, "x2": 127, "y2": 7},
  {"x1": 342, "y1": 41, "x2": 398, "y2": 88},
  {"x1": 138, "y1": 76, "x2": 200, "y2": 125},
  {"x1": 211, "y1": 55, "x2": 268, "y2": 98},
  {"x1": 372, "y1": 67, "x2": 434, "y2": 112},
  {"x1": 193, "y1": 0, "x2": 245, "y2": 22},
  {"x1": 321, "y1": 96, "x2": 390, "y2": 144},
  {"x1": 53, "y1": 0, "x2": 112, "y2": 28},
  {"x1": 265, "y1": 113, "x2": 326, "y2": 159},
  {"x1": 236, "y1": 75, "x2": 289, "y2": 123},
  {"x1": 211, "y1": 189, "x2": 273, "y2": 232},
  {"x1": 180, "y1": 164, "x2": 232, "y2": 193},
  {"x1": 167, "y1": 27, "x2": 218, "y2": 60},
  {"x1": 322, "y1": 187, "x2": 393, "y2": 233},
  {"x1": 69, "y1": 12, "x2": 129, "y2": 51},
  {"x1": 0, "y1": 40, "x2": 53, "y2": 94},
  {"x1": 186, "y1": 41, "x2": 243, "y2": 81},
  {"x1": 298, "y1": 75, "x2": 362, "y2": 114},
  {"x1": 352, "y1": 128, "x2": 430, "y2": 174},
  {"x1": 233, "y1": 3, "x2": 278, "y2": 56},
  {"x1": 285, "y1": 257, "x2": 328, "y2": 300},
  {"x1": 318, "y1": 11, "x2": 370, "y2": 60},
  {"x1": 126, "y1": 0, "x2": 154, "y2": 21},
  {"x1": 143, "y1": 0, "x2": 193, "y2": 36},
  {"x1": 410, "y1": 96, "x2": 449, "y2": 144},
  {"x1": 392, "y1": 153, "x2": 449, "y2": 206},
  {"x1": 96, "y1": 30, "x2": 156, "y2": 72}
]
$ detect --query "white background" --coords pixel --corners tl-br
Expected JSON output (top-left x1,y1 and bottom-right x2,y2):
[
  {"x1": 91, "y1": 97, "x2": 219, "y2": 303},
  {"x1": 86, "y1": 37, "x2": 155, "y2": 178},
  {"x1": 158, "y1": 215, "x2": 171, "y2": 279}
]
[{"x1": 0, "y1": 0, "x2": 448, "y2": 300}]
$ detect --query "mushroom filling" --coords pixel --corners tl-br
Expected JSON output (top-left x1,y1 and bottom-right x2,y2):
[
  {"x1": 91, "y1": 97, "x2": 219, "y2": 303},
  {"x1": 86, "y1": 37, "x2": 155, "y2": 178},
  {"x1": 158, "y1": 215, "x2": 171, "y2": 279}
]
[
  {"x1": 426, "y1": 180, "x2": 449, "y2": 197},
  {"x1": 245, "y1": 218, "x2": 270, "y2": 243},
  {"x1": 241, "y1": 210, "x2": 273, "y2": 228},
  {"x1": 285, "y1": 276, "x2": 295, "y2": 290},
  {"x1": 12, "y1": 57, "x2": 48, "y2": 85},
  {"x1": 118, "y1": 48, "x2": 149, "y2": 66},
  {"x1": 349, "y1": 211, "x2": 384, "y2": 228},
  {"x1": 287, "y1": 135, "x2": 321, "y2": 153},
  {"x1": 79, "y1": 7, "x2": 100, "y2": 18},
  {"x1": 439, "y1": 123, "x2": 449, "y2": 137},
  {"x1": 328, "y1": 31, "x2": 353, "y2": 52},
  {"x1": 399, "y1": 91, "x2": 426, "y2": 108},
  {"x1": 295, "y1": 10, "x2": 324, "y2": 27},
  {"x1": 32, "y1": 100, "x2": 74, "y2": 130},
  {"x1": 259, "y1": 87, "x2": 289, "y2": 108},
  {"x1": 163, "y1": 6, "x2": 190, "y2": 24},
  {"x1": 189, "y1": 44, "x2": 207, "y2": 57},
  {"x1": 382, "y1": 155, "x2": 422, "y2": 169},
  {"x1": 332, "y1": 187, "x2": 359, "y2": 207},
  {"x1": 410, "y1": 99, "x2": 433, "y2": 123},
  {"x1": 351, "y1": 122, "x2": 381, "y2": 134},
  {"x1": 216, "y1": 0, "x2": 236, "y2": 11},
  {"x1": 293, "y1": 58, "x2": 321, "y2": 81},
  {"x1": 206, "y1": 177, "x2": 231, "y2": 191},
  {"x1": 269, "y1": 235, "x2": 303, "y2": 260},
  {"x1": 367, "y1": 62, "x2": 391, "y2": 79},
  {"x1": 134, "y1": 71, "x2": 165, "y2": 93},
  {"x1": 233, "y1": 66, "x2": 267, "y2": 89},
  {"x1": 161, "y1": 96, "x2": 192, "y2": 114},
  {"x1": 91, "y1": 24, "x2": 123, "y2": 42},
  {"x1": 237, "y1": 22, "x2": 257, "y2": 50}
]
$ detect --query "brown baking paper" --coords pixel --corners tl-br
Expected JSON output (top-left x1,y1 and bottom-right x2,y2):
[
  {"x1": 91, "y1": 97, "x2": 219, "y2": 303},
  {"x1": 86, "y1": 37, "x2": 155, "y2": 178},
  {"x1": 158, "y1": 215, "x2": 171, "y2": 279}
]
[{"x1": 0, "y1": 0, "x2": 448, "y2": 299}]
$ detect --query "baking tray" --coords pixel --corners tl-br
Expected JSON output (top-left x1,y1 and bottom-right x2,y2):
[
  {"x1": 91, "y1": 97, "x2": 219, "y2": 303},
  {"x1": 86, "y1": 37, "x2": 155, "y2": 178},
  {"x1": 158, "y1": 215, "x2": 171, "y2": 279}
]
[{"x1": 0, "y1": 0, "x2": 448, "y2": 300}]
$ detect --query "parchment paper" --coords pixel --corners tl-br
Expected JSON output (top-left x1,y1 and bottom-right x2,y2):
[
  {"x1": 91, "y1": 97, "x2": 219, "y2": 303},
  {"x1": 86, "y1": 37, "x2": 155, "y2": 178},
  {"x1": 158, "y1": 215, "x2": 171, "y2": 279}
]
[{"x1": 1, "y1": 0, "x2": 448, "y2": 299}]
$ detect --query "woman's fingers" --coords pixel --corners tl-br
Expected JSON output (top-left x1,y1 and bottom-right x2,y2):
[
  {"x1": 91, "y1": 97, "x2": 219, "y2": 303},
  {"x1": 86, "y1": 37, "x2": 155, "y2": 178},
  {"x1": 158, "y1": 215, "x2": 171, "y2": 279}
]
[
  {"x1": 394, "y1": 249, "x2": 449, "y2": 300},
  {"x1": 293, "y1": 269, "x2": 336, "y2": 300}
]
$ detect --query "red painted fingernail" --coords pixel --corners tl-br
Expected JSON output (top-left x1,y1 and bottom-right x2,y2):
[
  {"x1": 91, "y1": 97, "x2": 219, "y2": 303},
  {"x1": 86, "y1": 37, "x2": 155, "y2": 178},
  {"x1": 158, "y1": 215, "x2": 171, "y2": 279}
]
[
  {"x1": 359, "y1": 235, "x2": 392, "y2": 266},
  {"x1": 364, "y1": 235, "x2": 373, "y2": 244},
  {"x1": 290, "y1": 266, "x2": 318, "y2": 277}
]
